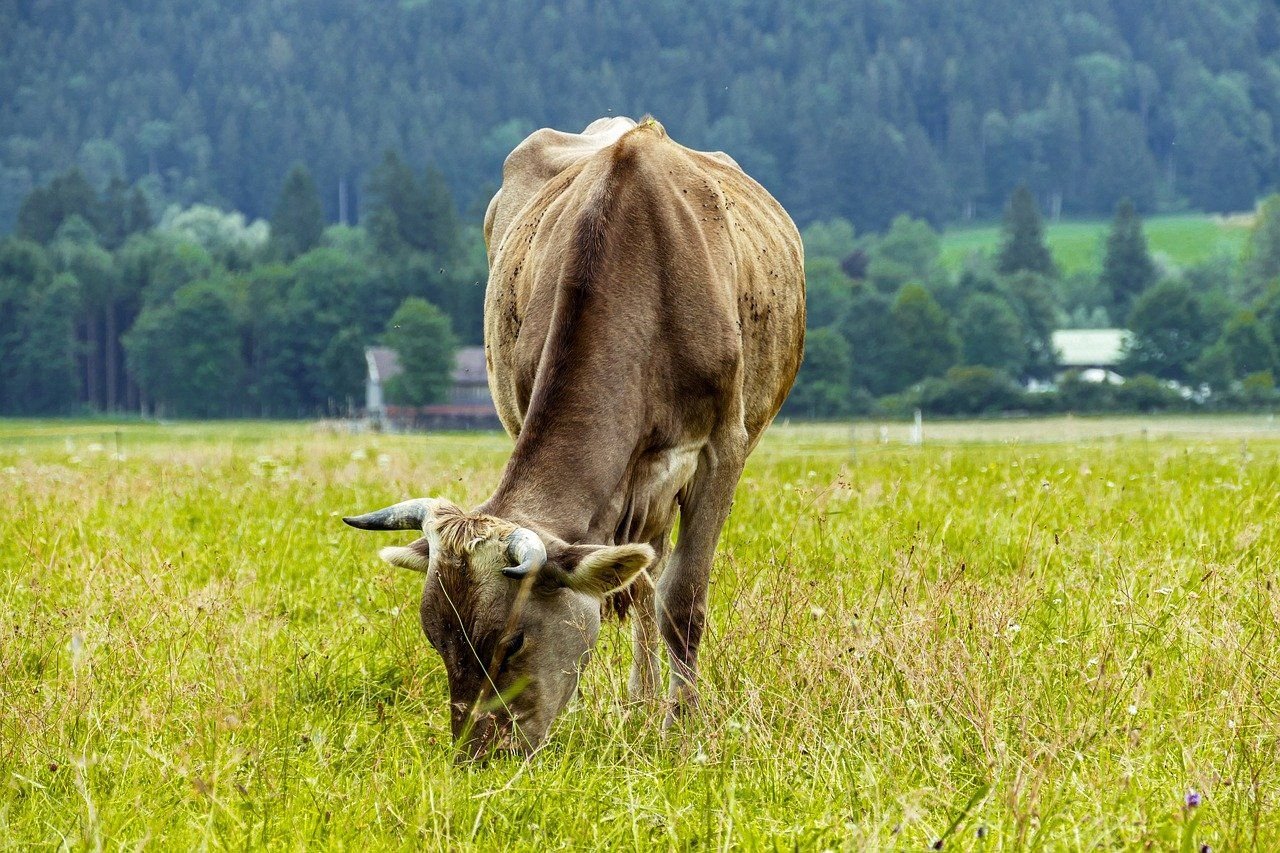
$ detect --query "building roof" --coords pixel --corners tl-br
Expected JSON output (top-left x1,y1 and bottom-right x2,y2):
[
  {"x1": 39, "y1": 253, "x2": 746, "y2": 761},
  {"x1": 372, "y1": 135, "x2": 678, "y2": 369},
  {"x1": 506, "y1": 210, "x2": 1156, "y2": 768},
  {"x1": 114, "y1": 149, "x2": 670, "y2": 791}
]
[
  {"x1": 452, "y1": 346, "x2": 488, "y2": 385},
  {"x1": 1052, "y1": 329, "x2": 1131, "y2": 368},
  {"x1": 366, "y1": 347, "x2": 402, "y2": 383},
  {"x1": 366, "y1": 345, "x2": 487, "y2": 384}
]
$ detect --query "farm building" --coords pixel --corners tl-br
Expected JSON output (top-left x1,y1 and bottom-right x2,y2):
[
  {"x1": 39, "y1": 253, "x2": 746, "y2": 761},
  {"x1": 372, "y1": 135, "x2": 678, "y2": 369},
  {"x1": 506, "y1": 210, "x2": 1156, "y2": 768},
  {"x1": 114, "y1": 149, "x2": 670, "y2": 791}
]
[
  {"x1": 364, "y1": 345, "x2": 501, "y2": 430},
  {"x1": 1052, "y1": 328, "x2": 1132, "y2": 384}
]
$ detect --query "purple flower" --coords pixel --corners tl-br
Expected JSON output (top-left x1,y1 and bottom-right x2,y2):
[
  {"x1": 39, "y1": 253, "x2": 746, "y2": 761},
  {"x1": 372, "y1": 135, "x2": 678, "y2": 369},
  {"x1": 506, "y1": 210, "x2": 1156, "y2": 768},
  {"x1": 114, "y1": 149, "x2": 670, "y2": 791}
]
[{"x1": 1185, "y1": 789, "x2": 1202, "y2": 808}]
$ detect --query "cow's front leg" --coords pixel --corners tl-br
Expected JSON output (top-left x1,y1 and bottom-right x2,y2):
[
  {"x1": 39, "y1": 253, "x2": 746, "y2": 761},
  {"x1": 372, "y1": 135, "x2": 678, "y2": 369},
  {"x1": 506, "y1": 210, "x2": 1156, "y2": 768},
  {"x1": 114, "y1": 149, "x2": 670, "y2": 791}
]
[
  {"x1": 627, "y1": 572, "x2": 662, "y2": 701},
  {"x1": 657, "y1": 427, "x2": 746, "y2": 727},
  {"x1": 627, "y1": 531, "x2": 671, "y2": 702}
]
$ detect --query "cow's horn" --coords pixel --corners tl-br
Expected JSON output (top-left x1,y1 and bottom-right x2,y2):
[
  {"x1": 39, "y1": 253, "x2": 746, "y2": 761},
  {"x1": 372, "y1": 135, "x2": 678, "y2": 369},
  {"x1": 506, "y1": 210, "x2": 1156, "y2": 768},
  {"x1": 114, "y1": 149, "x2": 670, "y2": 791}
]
[
  {"x1": 503, "y1": 528, "x2": 547, "y2": 579},
  {"x1": 343, "y1": 498, "x2": 437, "y2": 531}
]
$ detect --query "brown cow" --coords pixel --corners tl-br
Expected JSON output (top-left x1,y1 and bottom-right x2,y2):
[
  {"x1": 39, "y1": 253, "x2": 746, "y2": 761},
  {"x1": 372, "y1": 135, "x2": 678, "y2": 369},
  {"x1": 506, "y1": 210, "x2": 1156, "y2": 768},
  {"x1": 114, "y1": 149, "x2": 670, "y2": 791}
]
[{"x1": 345, "y1": 116, "x2": 804, "y2": 759}]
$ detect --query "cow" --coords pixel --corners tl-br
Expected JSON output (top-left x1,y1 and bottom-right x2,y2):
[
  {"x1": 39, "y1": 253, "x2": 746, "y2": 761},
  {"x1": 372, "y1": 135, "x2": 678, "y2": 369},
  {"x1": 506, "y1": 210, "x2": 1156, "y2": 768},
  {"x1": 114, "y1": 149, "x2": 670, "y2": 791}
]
[{"x1": 345, "y1": 116, "x2": 805, "y2": 760}]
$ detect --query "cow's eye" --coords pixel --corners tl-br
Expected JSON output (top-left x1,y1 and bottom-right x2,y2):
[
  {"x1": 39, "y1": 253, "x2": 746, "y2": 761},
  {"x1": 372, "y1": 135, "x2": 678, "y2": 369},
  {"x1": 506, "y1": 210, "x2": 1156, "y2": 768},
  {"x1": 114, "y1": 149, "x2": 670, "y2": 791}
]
[{"x1": 498, "y1": 633, "x2": 526, "y2": 673}]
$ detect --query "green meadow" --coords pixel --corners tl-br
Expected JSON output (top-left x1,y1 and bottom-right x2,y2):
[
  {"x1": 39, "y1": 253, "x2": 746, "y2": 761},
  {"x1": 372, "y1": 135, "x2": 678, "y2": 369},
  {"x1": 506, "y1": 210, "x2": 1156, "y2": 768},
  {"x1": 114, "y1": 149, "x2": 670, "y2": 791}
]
[
  {"x1": 3, "y1": 418, "x2": 1279, "y2": 849},
  {"x1": 940, "y1": 214, "x2": 1252, "y2": 275}
]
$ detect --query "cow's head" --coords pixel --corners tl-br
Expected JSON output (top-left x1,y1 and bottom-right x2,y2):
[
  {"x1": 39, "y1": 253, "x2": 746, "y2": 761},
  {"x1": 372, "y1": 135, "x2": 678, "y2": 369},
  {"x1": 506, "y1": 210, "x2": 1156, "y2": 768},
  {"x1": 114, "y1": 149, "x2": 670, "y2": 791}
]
[{"x1": 344, "y1": 498, "x2": 653, "y2": 760}]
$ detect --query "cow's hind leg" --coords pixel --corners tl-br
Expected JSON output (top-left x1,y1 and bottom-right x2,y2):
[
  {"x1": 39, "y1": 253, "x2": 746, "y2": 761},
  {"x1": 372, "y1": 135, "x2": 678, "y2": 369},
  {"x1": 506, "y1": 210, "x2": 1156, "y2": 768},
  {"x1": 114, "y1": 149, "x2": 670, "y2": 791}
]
[{"x1": 657, "y1": 424, "x2": 747, "y2": 727}]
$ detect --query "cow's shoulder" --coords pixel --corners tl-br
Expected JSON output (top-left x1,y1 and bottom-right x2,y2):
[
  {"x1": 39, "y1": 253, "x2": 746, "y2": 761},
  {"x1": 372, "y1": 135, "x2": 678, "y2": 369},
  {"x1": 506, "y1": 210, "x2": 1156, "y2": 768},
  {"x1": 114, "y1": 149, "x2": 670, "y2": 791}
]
[{"x1": 485, "y1": 117, "x2": 638, "y2": 257}]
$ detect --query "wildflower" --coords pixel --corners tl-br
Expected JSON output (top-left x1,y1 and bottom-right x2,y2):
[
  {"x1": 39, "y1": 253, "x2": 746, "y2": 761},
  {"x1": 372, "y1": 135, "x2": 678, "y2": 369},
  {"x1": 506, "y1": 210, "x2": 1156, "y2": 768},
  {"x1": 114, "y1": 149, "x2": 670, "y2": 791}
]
[{"x1": 1185, "y1": 789, "x2": 1202, "y2": 808}]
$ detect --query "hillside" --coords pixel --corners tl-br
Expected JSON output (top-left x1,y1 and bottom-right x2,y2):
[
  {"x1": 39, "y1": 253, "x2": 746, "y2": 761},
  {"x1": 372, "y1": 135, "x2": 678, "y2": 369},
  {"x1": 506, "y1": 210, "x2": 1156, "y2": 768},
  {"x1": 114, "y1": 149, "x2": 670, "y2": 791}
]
[
  {"x1": 940, "y1": 214, "x2": 1252, "y2": 275},
  {"x1": 3, "y1": 0, "x2": 1280, "y2": 232}
]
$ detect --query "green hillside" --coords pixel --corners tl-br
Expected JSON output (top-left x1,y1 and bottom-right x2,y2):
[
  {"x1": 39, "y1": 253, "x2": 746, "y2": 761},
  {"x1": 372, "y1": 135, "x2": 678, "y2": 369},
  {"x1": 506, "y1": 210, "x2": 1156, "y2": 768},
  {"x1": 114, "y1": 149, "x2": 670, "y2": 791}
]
[
  {"x1": 941, "y1": 214, "x2": 1252, "y2": 275},
  {"x1": 5, "y1": 0, "x2": 1280, "y2": 232}
]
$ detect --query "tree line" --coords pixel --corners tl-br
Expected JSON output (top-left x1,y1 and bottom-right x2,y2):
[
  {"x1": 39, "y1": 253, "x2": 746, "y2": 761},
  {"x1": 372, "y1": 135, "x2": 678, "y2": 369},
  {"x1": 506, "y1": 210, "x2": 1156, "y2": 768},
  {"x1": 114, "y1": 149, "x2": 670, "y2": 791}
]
[
  {"x1": 0, "y1": 158, "x2": 471, "y2": 417},
  {"x1": 6, "y1": 152, "x2": 1280, "y2": 420},
  {"x1": 4, "y1": 0, "x2": 1280, "y2": 236},
  {"x1": 784, "y1": 187, "x2": 1280, "y2": 418}
]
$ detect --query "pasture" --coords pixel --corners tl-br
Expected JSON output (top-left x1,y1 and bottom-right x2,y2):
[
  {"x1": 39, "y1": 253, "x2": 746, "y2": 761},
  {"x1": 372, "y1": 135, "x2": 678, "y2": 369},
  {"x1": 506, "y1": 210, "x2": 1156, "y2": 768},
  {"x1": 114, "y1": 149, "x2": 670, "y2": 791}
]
[
  {"x1": 939, "y1": 213, "x2": 1251, "y2": 275},
  {"x1": 2, "y1": 417, "x2": 1279, "y2": 849}
]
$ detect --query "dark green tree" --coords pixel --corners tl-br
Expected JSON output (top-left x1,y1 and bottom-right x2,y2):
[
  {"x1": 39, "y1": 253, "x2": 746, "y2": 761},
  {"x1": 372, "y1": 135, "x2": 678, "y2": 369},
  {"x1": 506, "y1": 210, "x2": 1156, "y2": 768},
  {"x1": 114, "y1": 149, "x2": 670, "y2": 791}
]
[
  {"x1": 124, "y1": 280, "x2": 246, "y2": 417},
  {"x1": 804, "y1": 257, "x2": 854, "y2": 329},
  {"x1": 1191, "y1": 342, "x2": 1235, "y2": 393},
  {"x1": 917, "y1": 366, "x2": 1023, "y2": 415},
  {"x1": 783, "y1": 327, "x2": 852, "y2": 417},
  {"x1": 1000, "y1": 271, "x2": 1060, "y2": 379},
  {"x1": 0, "y1": 239, "x2": 77, "y2": 414},
  {"x1": 420, "y1": 166, "x2": 462, "y2": 261},
  {"x1": 366, "y1": 151, "x2": 433, "y2": 257},
  {"x1": 259, "y1": 248, "x2": 380, "y2": 413},
  {"x1": 16, "y1": 169, "x2": 101, "y2": 244},
  {"x1": 996, "y1": 185, "x2": 1057, "y2": 278},
  {"x1": 958, "y1": 293, "x2": 1027, "y2": 374},
  {"x1": 1244, "y1": 195, "x2": 1280, "y2": 301},
  {"x1": 1101, "y1": 199, "x2": 1157, "y2": 316},
  {"x1": 1120, "y1": 280, "x2": 1213, "y2": 381},
  {"x1": 889, "y1": 283, "x2": 960, "y2": 387},
  {"x1": 383, "y1": 297, "x2": 458, "y2": 405},
  {"x1": 1219, "y1": 311, "x2": 1279, "y2": 379},
  {"x1": 10, "y1": 273, "x2": 80, "y2": 413},
  {"x1": 271, "y1": 164, "x2": 326, "y2": 261},
  {"x1": 838, "y1": 283, "x2": 898, "y2": 396},
  {"x1": 866, "y1": 215, "x2": 945, "y2": 295}
]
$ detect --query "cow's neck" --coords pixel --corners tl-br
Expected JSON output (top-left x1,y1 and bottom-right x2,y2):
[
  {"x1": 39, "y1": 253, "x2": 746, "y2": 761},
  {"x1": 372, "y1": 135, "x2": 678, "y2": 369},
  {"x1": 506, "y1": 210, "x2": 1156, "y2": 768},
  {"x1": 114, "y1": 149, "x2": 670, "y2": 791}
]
[
  {"x1": 482, "y1": 312, "x2": 651, "y2": 544},
  {"x1": 483, "y1": 148, "x2": 678, "y2": 545}
]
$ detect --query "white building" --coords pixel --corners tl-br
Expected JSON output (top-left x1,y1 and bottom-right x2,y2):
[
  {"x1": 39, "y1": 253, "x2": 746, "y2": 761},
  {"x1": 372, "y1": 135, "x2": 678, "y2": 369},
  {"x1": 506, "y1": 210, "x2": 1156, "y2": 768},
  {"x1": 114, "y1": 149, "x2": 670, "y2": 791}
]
[{"x1": 1052, "y1": 328, "x2": 1132, "y2": 384}]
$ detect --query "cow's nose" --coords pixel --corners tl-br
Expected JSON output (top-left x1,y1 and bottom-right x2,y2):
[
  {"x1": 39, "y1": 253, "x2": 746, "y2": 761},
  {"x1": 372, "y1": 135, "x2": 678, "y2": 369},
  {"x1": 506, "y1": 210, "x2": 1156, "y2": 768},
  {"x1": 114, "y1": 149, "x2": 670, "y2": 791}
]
[{"x1": 453, "y1": 712, "x2": 508, "y2": 763}]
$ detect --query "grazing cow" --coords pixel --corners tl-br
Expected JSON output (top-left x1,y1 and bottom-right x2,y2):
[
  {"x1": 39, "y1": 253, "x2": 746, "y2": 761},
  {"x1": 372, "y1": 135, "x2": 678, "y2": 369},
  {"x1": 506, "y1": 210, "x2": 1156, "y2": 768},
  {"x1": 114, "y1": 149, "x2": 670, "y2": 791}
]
[{"x1": 345, "y1": 116, "x2": 804, "y2": 759}]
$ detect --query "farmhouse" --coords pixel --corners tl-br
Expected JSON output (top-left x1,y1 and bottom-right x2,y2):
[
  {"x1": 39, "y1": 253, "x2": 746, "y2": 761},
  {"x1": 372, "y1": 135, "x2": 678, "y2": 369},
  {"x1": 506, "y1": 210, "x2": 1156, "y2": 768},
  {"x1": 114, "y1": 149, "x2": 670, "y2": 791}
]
[
  {"x1": 364, "y1": 345, "x2": 501, "y2": 430},
  {"x1": 1052, "y1": 328, "x2": 1132, "y2": 384}
]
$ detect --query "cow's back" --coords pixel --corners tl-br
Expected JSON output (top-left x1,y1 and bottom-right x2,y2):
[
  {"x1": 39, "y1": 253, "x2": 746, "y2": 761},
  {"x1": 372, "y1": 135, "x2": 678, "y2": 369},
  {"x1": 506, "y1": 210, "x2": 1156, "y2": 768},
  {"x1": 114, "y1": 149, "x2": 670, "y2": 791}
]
[{"x1": 483, "y1": 119, "x2": 804, "y2": 451}]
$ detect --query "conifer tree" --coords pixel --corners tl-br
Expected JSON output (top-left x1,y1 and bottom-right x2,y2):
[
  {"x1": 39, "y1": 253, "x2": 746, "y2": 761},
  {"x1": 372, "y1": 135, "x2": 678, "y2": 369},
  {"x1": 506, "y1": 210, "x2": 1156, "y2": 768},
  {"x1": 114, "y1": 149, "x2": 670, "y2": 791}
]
[
  {"x1": 126, "y1": 187, "x2": 153, "y2": 234},
  {"x1": 996, "y1": 185, "x2": 1057, "y2": 278},
  {"x1": 16, "y1": 169, "x2": 100, "y2": 244},
  {"x1": 420, "y1": 166, "x2": 461, "y2": 260},
  {"x1": 1101, "y1": 198, "x2": 1156, "y2": 318},
  {"x1": 365, "y1": 151, "x2": 430, "y2": 257},
  {"x1": 1245, "y1": 194, "x2": 1280, "y2": 298},
  {"x1": 270, "y1": 164, "x2": 325, "y2": 261}
]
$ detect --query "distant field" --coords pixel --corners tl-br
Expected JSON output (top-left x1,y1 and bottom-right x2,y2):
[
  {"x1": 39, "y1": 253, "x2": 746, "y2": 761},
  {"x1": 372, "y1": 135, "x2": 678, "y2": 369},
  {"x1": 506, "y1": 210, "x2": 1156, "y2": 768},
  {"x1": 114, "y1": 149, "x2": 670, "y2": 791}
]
[
  {"x1": 3, "y1": 418, "x2": 1278, "y2": 848},
  {"x1": 940, "y1": 213, "x2": 1251, "y2": 275}
]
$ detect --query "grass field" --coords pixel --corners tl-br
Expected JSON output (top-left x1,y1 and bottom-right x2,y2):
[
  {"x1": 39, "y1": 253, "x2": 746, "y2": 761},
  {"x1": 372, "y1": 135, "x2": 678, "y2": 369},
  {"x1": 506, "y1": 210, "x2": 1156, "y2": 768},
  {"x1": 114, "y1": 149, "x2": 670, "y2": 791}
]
[
  {"x1": 3, "y1": 417, "x2": 1279, "y2": 849},
  {"x1": 940, "y1": 213, "x2": 1251, "y2": 276}
]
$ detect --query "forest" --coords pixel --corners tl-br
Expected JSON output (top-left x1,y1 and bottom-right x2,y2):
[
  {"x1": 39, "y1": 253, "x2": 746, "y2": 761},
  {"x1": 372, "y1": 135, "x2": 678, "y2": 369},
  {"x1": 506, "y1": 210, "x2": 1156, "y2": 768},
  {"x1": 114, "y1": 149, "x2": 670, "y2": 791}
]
[
  {"x1": 4, "y1": 0, "x2": 1280, "y2": 231},
  {"x1": 4, "y1": 0, "x2": 1280, "y2": 418},
  {"x1": 6, "y1": 157, "x2": 1280, "y2": 419}
]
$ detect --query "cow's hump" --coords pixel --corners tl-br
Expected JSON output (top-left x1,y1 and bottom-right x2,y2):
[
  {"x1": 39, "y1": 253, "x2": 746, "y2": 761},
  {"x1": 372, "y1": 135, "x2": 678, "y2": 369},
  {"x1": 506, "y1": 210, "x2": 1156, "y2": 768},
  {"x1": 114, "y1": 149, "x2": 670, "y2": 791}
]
[{"x1": 484, "y1": 117, "x2": 637, "y2": 257}]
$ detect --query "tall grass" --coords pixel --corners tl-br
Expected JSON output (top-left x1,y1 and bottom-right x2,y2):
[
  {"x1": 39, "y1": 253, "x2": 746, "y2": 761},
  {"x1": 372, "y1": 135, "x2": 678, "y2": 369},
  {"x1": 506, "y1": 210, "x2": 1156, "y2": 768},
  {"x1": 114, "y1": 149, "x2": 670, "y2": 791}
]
[{"x1": 1, "y1": 421, "x2": 1277, "y2": 848}]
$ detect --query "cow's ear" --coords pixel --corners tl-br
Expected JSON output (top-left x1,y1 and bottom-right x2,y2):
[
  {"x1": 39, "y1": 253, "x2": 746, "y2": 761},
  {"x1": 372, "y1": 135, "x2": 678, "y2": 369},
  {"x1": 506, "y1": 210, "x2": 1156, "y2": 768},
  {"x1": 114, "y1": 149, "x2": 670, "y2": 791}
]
[
  {"x1": 549, "y1": 543, "x2": 655, "y2": 597},
  {"x1": 378, "y1": 537, "x2": 432, "y2": 572}
]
